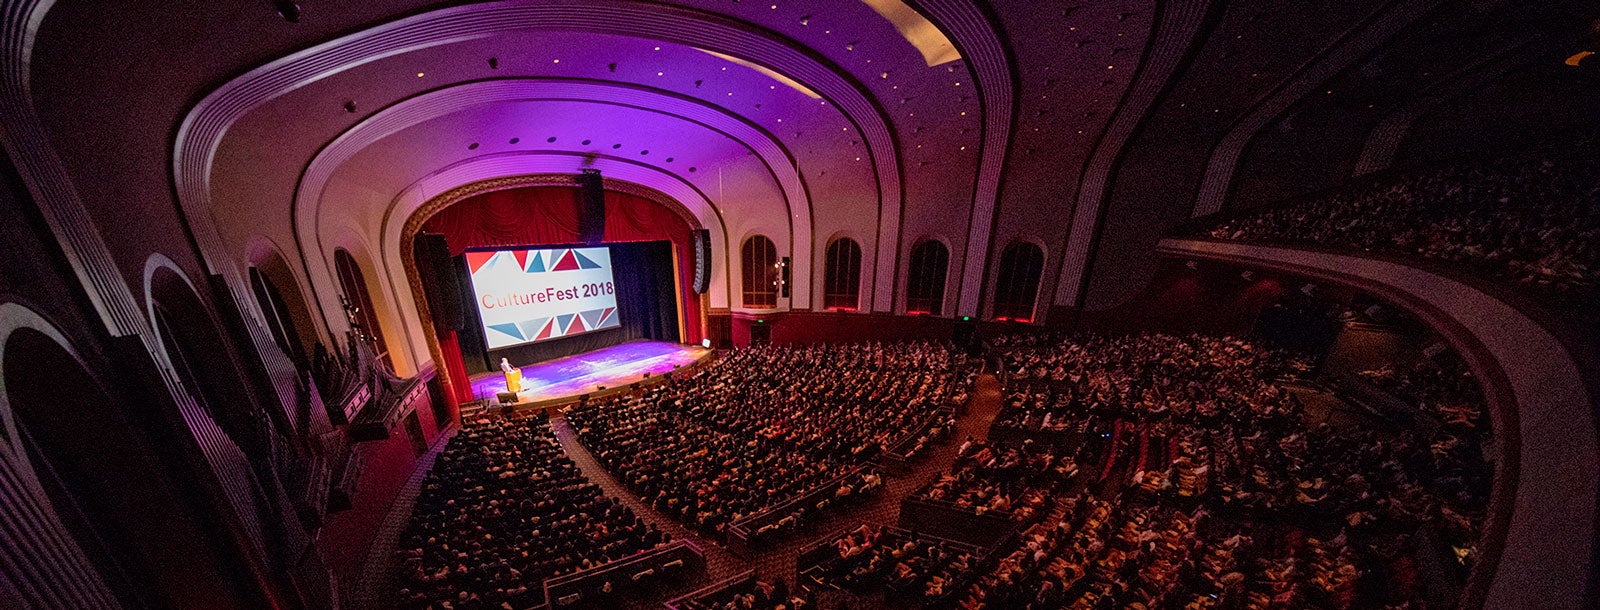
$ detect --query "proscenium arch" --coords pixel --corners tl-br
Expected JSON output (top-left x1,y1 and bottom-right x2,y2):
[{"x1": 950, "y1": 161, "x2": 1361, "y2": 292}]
[
  {"x1": 174, "y1": 0, "x2": 908, "y2": 330},
  {"x1": 374, "y1": 151, "x2": 735, "y2": 375},
  {"x1": 395, "y1": 173, "x2": 710, "y2": 409},
  {"x1": 298, "y1": 79, "x2": 805, "y2": 346}
]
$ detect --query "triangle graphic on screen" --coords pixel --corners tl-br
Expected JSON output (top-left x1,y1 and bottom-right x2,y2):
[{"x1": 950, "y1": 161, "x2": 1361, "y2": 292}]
[
  {"x1": 466, "y1": 251, "x2": 495, "y2": 274},
  {"x1": 551, "y1": 249, "x2": 581, "y2": 271},
  {"x1": 579, "y1": 308, "x2": 604, "y2": 329},
  {"x1": 516, "y1": 317, "x2": 548, "y2": 339},
  {"x1": 598, "y1": 307, "x2": 616, "y2": 327},
  {"x1": 534, "y1": 318, "x2": 555, "y2": 340},
  {"x1": 573, "y1": 250, "x2": 602, "y2": 269},
  {"x1": 491, "y1": 251, "x2": 521, "y2": 271},
  {"x1": 525, "y1": 251, "x2": 545, "y2": 273},
  {"x1": 487, "y1": 323, "x2": 524, "y2": 341},
  {"x1": 568, "y1": 314, "x2": 587, "y2": 333},
  {"x1": 513, "y1": 250, "x2": 529, "y2": 270},
  {"x1": 555, "y1": 313, "x2": 575, "y2": 334}
]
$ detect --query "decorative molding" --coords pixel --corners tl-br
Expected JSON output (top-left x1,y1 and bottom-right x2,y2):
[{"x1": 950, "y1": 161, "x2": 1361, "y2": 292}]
[
  {"x1": 295, "y1": 79, "x2": 779, "y2": 350},
  {"x1": 0, "y1": 0, "x2": 140, "y2": 337},
  {"x1": 913, "y1": 0, "x2": 1017, "y2": 318},
  {"x1": 370, "y1": 151, "x2": 734, "y2": 373},
  {"x1": 1054, "y1": 0, "x2": 1217, "y2": 308},
  {"x1": 1190, "y1": 0, "x2": 1446, "y2": 218},
  {"x1": 175, "y1": 0, "x2": 909, "y2": 326},
  {"x1": 0, "y1": 302, "x2": 122, "y2": 609}
]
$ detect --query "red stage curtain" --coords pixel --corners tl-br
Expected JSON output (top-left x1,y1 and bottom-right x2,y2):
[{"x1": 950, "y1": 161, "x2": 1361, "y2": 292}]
[{"x1": 421, "y1": 185, "x2": 704, "y2": 365}]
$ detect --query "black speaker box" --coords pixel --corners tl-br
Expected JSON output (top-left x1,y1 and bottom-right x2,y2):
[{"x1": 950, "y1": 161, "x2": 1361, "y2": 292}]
[
  {"x1": 414, "y1": 233, "x2": 465, "y2": 330},
  {"x1": 578, "y1": 169, "x2": 606, "y2": 244}
]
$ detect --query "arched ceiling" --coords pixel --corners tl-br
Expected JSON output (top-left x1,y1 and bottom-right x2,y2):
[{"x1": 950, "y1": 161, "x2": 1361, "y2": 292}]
[{"x1": 13, "y1": 0, "x2": 1597, "y2": 364}]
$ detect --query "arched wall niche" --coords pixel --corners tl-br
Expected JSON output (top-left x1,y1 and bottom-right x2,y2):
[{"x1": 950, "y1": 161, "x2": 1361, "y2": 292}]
[
  {"x1": 395, "y1": 173, "x2": 708, "y2": 410},
  {"x1": 0, "y1": 303, "x2": 124, "y2": 609},
  {"x1": 324, "y1": 229, "x2": 414, "y2": 377},
  {"x1": 244, "y1": 236, "x2": 320, "y2": 365},
  {"x1": 139, "y1": 253, "x2": 288, "y2": 596}
]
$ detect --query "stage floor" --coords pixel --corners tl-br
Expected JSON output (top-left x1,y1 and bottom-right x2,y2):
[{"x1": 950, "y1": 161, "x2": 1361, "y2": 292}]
[{"x1": 469, "y1": 340, "x2": 710, "y2": 405}]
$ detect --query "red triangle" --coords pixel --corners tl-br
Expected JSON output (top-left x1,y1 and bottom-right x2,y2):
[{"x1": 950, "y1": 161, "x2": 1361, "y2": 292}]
[
  {"x1": 466, "y1": 251, "x2": 495, "y2": 274},
  {"x1": 513, "y1": 250, "x2": 529, "y2": 270},
  {"x1": 534, "y1": 319, "x2": 555, "y2": 340},
  {"x1": 599, "y1": 307, "x2": 615, "y2": 326},
  {"x1": 551, "y1": 249, "x2": 580, "y2": 271},
  {"x1": 569, "y1": 315, "x2": 586, "y2": 333}
]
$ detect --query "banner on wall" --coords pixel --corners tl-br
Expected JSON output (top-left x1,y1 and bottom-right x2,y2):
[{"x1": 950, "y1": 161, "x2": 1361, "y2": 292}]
[{"x1": 465, "y1": 246, "x2": 621, "y2": 350}]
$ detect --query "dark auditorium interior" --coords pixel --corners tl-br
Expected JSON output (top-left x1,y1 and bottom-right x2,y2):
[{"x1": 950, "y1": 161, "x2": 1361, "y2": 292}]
[{"x1": 2, "y1": 0, "x2": 1598, "y2": 609}]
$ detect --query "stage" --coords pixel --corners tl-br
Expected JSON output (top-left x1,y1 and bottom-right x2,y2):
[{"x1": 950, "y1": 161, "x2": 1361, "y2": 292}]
[{"x1": 468, "y1": 340, "x2": 711, "y2": 409}]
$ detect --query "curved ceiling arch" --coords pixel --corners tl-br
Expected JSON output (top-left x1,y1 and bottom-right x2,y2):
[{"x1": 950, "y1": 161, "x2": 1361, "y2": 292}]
[
  {"x1": 369, "y1": 150, "x2": 738, "y2": 368},
  {"x1": 297, "y1": 77, "x2": 817, "y2": 312},
  {"x1": 175, "y1": 0, "x2": 906, "y2": 315}
]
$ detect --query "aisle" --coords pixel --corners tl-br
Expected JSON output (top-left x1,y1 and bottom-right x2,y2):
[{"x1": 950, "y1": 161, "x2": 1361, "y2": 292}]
[
  {"x1": 347, "y1": 425, "x2": 458, "y2": 610},
  {"x1": 550, "y1": 371, "x2": 1005, "y2": 605}
]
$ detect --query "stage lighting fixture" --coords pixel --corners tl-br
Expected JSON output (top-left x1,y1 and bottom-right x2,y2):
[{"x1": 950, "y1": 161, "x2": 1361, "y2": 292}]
[{"x1": 274, "y1": 1, "x2": 301, "y2": 23}]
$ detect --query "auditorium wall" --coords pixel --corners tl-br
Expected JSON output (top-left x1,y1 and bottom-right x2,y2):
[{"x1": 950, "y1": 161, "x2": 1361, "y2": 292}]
[
  {"x1": 0, "y1": 149, "x2": 275, "y2": 607},
  {"x1": 317, "y1": 375, "x2": 446, "y2": 584}
]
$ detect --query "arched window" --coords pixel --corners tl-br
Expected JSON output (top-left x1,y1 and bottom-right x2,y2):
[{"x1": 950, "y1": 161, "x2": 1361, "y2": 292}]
[
  {"x1": 993, "y1": 242, "x2": 1044, "y2": 322},
  {"x1": 740, "y1": 235, "x2": 780, "y2": 308},
  {"x1": 333, "y1": 249, "x2": 393, "y2": 371},
  {"x1": 906, "y1": 240, "x2": 949, "y2": 315},
  {"x1": 249, "y1": 267, "x2": 306, "y2": 366},
  {"x1": 823, "y1": 237, "x2": 863, "y2": 311}
]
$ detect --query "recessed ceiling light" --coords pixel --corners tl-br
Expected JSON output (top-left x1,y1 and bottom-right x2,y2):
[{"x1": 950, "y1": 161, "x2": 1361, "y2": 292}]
[{"x1": 417, "y1": 72, "x2": 425, "y2": 77}]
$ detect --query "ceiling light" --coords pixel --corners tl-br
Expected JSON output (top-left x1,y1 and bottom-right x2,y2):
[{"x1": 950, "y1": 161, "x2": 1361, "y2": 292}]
[{"x1": 417, "y1": 72, "x2": 425, "y2": 77}]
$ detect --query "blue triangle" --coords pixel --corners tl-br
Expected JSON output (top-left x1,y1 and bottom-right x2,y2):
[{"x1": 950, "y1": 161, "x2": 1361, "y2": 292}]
[
  {"x1": 555, "y1": 313, "x2": 575, "y2": 334},
  {"x1": 525, "y1": 251, "x2": 545, "y2": 273},
  {"x1": 487, "y1": 323, "x2": 524, "y2": 340},
  {"x1": 573, "y1": 249, "x2": 602, "y2": 270}
]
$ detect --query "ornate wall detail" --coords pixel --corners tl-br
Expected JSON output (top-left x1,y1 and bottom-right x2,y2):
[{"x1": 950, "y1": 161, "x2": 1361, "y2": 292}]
[{"x1": 1053, "y1": 0, "x2": 1217, "y2": 308}]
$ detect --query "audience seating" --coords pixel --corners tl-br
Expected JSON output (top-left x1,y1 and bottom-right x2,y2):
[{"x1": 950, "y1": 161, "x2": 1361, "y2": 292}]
[
  {"x1": 568, "y1": 341, "x2": 975, "y2": 540},
  {"x1": 394, "y1": 415, "x2": 669, "y2": 609}
]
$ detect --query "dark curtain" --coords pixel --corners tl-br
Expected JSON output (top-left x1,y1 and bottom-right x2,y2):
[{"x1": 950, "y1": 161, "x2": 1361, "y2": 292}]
[{"x1": 424, "y1": 185, "x2": 702, "y2": 342}]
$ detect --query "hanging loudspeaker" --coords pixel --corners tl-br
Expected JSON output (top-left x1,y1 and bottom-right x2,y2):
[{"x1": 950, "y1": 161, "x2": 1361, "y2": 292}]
[
  {"x1": 415, "y1": 233, "x2": 465, "y2": 331},
  {"x1": 692, "y1": 229, "x2": 712, "y2": 294},
  {"x1": 578, "y1": 169, "x2": 605, "y2": 244}
]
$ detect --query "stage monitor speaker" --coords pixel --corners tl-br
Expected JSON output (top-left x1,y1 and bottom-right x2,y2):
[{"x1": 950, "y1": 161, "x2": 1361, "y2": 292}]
[
  {"x1": 414, "y1": 233, "x2": 466, "y2": 330},
  {"x1": 496, "y1": 391, "x2": 519, "y2": 404},
  {"x1": 691, "y1": 229, "x2": 712, "y2": 294},
  {"x1": 779, "y1": 256, "x2": 791, "y2": 298},
  {"x1": 578, "y1": 169, "x2": 606, "y2": 244}
]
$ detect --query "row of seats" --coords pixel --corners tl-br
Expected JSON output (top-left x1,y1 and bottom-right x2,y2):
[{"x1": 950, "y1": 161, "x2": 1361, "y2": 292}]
[{"x1": 568, "y1": 341, "x2": 975, "y2": 537}]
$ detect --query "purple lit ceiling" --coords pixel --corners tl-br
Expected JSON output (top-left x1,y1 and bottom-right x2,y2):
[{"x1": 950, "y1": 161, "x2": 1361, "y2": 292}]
[{"x1": 18, "y1": 0, "x2": 1595, "y2": 374}]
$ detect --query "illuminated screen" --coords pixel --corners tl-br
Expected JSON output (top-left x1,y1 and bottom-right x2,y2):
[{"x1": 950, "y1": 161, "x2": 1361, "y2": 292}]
[{"x1": 465, "y1": 246, "x2": 621, "y2": 350}]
